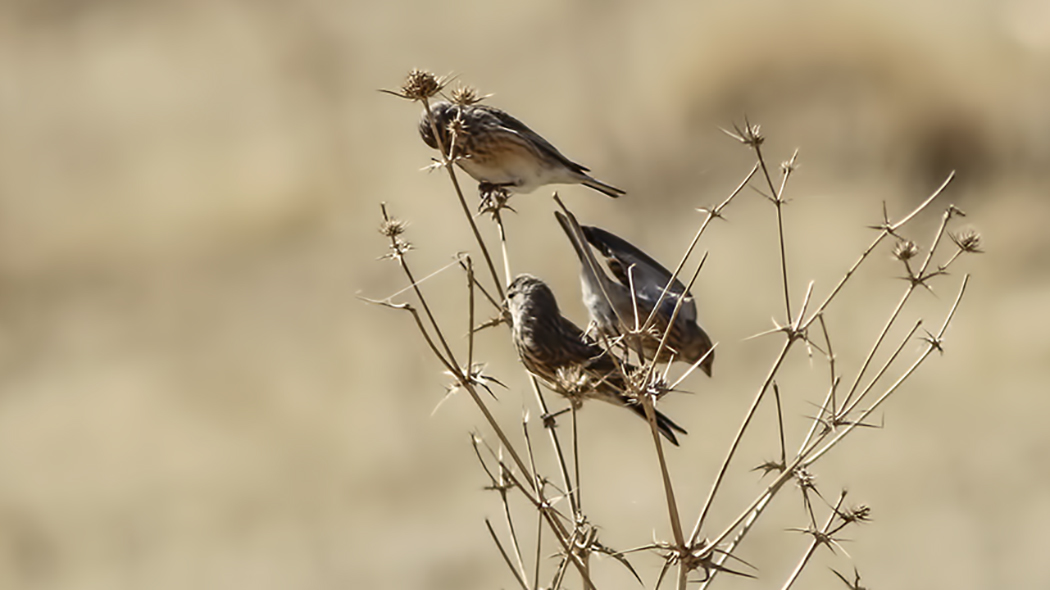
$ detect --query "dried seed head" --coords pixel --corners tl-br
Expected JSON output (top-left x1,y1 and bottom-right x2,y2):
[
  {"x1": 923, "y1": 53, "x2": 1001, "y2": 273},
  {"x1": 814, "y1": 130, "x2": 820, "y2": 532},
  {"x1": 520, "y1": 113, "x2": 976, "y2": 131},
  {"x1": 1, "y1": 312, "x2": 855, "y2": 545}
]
[
  {"x1": 446, "y1": 113, "x2": 471, "y2": 140},
  {"x1": 377, "y1": 204, "x2": 412, "y2": 260},
  {"x1": 734, "y1": 119, "x2": 764, "y2": 147},
  {"x1": 554, "y1": 365, "x2": 591, "y2": 407},
  {"x1": 450, "y1": 84, "x2": 490, "y2": 106},
  {"x1": 841, "y1": 504, "x2": 872, "y2": 524},
  {"x1": 379, "y1": 217, "x2": 409, "y2": 238},
  {"x1": 478, "y1": 185, "x2": 515, "y2": 219},
  {"x1": 627, "y1": 368, "x2": 670, "y2": 401},
  {"x1": 379, "y1": 237, "x2": 412, "y2": 261},
  {"x1": 792, "y1": 466, "x2": 817, "y2": 491},
  {"x1": 720, "y1": 118, "x2": 764, "y2": 147},
  {"x1": 893, "y1": 239, "x2": 919, "y2": 261},
  {"x1": 400, "y1": 69, "x2": 445, "y2": 101},
  {"x1": 445, "y1": 363, "x2": 505, "y2": 398},
  {"x1": 439, "y1": 112, "x2": 472, "y2": 160},
  {"x1": 950, "y1": 228, "x2": 983, "y2": 253}
]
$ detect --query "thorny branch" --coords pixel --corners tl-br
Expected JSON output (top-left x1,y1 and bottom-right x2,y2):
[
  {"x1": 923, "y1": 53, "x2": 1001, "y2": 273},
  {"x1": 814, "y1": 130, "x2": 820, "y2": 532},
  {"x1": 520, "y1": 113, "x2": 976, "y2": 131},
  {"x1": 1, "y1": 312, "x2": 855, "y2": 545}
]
[{"x1": 376, "y1": 73, "x2": 979, "y2": 590}]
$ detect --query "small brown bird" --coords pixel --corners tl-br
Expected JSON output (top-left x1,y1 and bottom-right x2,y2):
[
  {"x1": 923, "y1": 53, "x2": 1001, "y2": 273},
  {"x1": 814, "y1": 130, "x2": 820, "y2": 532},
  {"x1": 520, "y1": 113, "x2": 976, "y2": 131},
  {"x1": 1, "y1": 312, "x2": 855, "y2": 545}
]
[
  {"x1": 506, "y1": 274, "x2": 686, "y2": 445},
  {"x1": 555, "y1": 210, "x2": 714, "y2": 375},
  {"x1": 419, "y1": 101, "x2": 625, "y2": 198}
]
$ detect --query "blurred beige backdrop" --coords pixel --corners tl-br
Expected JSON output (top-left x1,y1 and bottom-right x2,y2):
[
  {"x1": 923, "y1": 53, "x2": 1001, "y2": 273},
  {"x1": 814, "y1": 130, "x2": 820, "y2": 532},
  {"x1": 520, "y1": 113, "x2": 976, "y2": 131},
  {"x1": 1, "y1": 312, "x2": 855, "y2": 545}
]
[{"x1": 0, "y1": 0, "x2": 1047, "y2": 588}]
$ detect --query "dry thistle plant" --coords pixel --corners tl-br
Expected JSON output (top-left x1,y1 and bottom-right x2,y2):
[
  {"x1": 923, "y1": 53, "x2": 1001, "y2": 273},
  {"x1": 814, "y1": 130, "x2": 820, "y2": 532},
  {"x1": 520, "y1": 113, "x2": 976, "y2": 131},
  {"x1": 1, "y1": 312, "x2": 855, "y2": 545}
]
[{"x1": 369, "y1": 69, "x2": 981, "y2": 590}]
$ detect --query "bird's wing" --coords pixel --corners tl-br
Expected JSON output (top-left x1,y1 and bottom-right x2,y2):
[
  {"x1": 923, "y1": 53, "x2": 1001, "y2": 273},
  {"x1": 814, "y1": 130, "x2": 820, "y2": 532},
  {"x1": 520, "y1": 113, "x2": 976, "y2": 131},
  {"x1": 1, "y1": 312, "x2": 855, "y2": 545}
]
[
  {"x1": 581, "y1": 226, "x2": 698, "y2": 323},
  {"x1": 556, "y1": 211, "x2": 620, "y2": 299},
  {"x1": 478, "y1": 105, "x2": 590, "y2": 175},
  {"x1": 551, "y1": 310, "x2": 628, "y2": 382},
  {"x1": 556, "y1": 313, "x2": 606, "y2": 364},
  {"x1": 555, "y1": 208, "x2": 637, "y2": 334}
]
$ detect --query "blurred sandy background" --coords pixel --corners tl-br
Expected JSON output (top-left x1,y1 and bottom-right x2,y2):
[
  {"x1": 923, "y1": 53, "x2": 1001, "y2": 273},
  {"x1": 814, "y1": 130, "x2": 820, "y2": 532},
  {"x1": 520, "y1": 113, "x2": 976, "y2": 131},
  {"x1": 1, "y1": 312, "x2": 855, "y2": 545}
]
[{"x1": 0, "y1": 0, "x2": 1048, "y2": 588}]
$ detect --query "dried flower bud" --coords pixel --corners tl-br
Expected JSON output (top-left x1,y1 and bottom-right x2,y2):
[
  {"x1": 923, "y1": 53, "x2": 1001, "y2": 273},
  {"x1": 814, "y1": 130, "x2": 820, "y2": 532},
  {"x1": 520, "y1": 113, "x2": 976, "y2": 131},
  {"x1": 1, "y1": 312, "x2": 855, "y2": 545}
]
[
  {"x1": 793, "y1": 466, "x2": 817, "y2": 491},
  {"x1": 627, "y1": 368, "x2": 670, "y2": 401},
  {"x1": 893, "y1": 239, "x2": 919, "y2": 261},
  {"x1": 450, "y1": 84, "x2": 490, "y2": 106},
  {"x1": 554, "y1": 365, "x2": 590, "y2": 407},
  {"x1": 720, "y1": 118, "x2": 764, "y2": 147},
  {"x1": 842, "y1": 504, "x2": 872, "y2": 524},
  {"x1": 445, "y1": 113, "x2": 470, "y2": 140},
  {"x1": 379, "y1": 217, "x2": 409, "y2": 238},
  {"x1": 400, "y1": 69, "x2": 445, "y2": 101},
  {"x1": 736, "y1": 120, "x2": 764, "y2": 147},
  {"x1": 950, "y1": 228, "x2": 983, "y2": 253},
  {"x1": 478, "y1": 185, "x2": 515, "y2": 219}
]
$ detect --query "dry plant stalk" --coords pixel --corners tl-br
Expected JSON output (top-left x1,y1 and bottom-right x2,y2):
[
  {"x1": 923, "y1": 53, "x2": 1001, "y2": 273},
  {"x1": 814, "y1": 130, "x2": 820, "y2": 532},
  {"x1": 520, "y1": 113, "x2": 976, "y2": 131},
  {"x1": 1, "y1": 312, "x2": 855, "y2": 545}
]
[{"x1": 369, "y1": 69, "x2": 981, "y2": 590}]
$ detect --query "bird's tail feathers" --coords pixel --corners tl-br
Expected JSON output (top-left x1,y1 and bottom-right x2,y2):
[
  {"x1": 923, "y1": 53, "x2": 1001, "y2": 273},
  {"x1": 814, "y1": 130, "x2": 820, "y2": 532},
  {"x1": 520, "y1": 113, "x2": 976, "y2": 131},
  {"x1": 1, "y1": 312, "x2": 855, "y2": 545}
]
[
  {"x1": 627, "y1": 403, "x2": 687, "y2": 446},
  {"x1": 581, "y1": 177, "x2": 625, "y2": 198}
]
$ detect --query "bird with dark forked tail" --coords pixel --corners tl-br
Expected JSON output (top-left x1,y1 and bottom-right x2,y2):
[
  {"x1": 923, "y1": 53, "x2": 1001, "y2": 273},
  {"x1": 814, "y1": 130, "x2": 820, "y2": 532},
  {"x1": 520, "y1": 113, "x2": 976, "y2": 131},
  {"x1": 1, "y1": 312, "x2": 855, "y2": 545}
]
[
  {"x1": 555, "y1": 210, "x2": 714, "y2": 375},
  {"x1": 506, "y1": 274, "x2": 686, "y2": 445},
  {"x1": 419, "y1": 101, "x2": 625, "y2": 198}
]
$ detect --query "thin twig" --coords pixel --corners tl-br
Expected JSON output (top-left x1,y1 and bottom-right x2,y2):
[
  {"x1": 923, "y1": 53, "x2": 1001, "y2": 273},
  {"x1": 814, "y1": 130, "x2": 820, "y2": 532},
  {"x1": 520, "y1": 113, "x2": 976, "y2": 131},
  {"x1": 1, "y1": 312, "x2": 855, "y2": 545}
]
[
  {"x1": 779, "y1": 491, "x2": 848, "y2": 590},
  {"x1": 804, "y1": 275, "x2": 969, "y2": 466},
  {"x1": 380, "y1": 204, "x2": 460, "y2": 365},
  {"x1": 699, "y1": 226, "x2": 966, "y2": 589},
  {"x1": 457, "y1": 257, "x2": 502, "y2": 312},
  {"x1": 840, "y1": 320, "x2": 924, "y2": 419},
  {"x1": 572, "y1": 405, "x2": 582, "y2": 514},
  {"x1": 521, "y1": 417, "x2": 544, "y2": 590},
  {"x1": 421, "y1": 97, "x2": 505, "y2": 300},
  {"x1": 668, "y1": 343, "x2": 718, "y2": 392},
  {"x1": 498, "y1": 466, "x2": 598, "y2": 590},
  {"x1": 800, "y1": 172, "x2": 955, "y2": 332},
  {"x1": 641, "y1": 394, "x2": 685, "y2": 549},
  {"x1": 839, "y1": 204, "x2": 955, "y2": 411},
  {"x1": 754, "y1": 143, "x2": 795, "y2": 323},
  {"x1": 528, "y1": 375, "x2": 580, "y2": 518},
  {"x1": 773, "y1": 382, "x2": 787, "y2": 468},
  {"x1": 486, "y1": 519, "x2": 530, "y2": 590},
  {"x1": 372, "y1": 274, "x2": 534, "y2": 488},
  {"x1": 642, "y1": 164, "x2": 757, "y2": 337},
  {"x1": 466, "y1": 257, "x2": 476, "y2": 372},
  {"x1": 689, "y1": 338, "x2": 794, "y2": 545},
  {"x1": 491, "y1": 206, "x2": 514, "y2": 287},
  {"x1": 500, "y1": 462, "x2": 530, "y2": 586},
  {"x1": 696, "y1": 455, "x2": 803, "y2": 589},
  {"x1": 645, "y1": 253, "x2": 708, "y2": 385}
]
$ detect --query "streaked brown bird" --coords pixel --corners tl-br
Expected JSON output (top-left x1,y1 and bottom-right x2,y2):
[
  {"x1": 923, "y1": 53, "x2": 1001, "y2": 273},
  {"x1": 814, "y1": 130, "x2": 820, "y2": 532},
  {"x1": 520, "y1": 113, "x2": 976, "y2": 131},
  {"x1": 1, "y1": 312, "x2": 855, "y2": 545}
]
[
  {"x1": 506, "y1": 274, "x2": 686, "y2": 445},
  {"x1": 555, "y1": 211, "x2": 714, "y2": 375},
  {"x1": 419, "y1": 101, "x2": 625, "y2": 198}
]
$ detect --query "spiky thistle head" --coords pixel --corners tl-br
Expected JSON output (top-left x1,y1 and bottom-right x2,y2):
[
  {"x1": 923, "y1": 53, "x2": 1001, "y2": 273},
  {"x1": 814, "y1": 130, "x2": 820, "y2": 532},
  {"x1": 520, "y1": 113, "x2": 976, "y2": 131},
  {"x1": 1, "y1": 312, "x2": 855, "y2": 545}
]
[
  {"x1": 379, "y1": 217, "x2": 409, "y2": 238},
  {"x1": 553, "y1": 365, "x2": 592, "y2": 408},
  {"x1": 382, "y1": 69, "x2": 450, "y2": 101},
  {"x1": 377, "y1": 204, "x2": 412, "y2": 260},
  {"x1": 402, "y1": 69, "x2": 445, "y2": 100},
  {"x1": 893, "y1": 239, "x2": 919, "y2": 261},
  {"x1": 949, "y1": 228, "x2": 983, "y2": 254},
  {"x1": 840, "y1": 503, "x2": 873, "y2": 524},
  {"x1": 450, "y1": 84, "x2": 491, "y2": 106}
]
